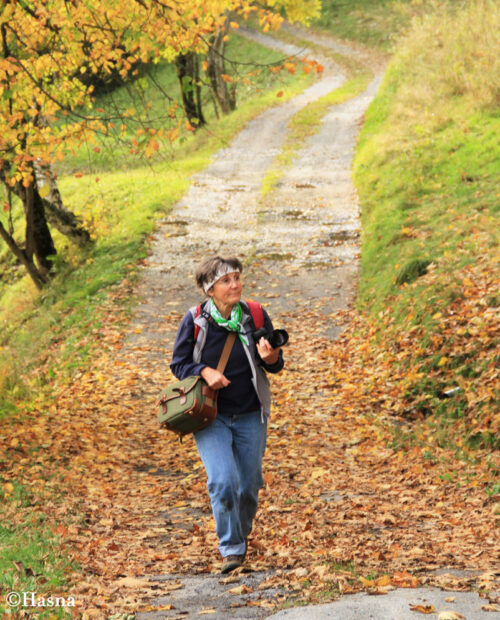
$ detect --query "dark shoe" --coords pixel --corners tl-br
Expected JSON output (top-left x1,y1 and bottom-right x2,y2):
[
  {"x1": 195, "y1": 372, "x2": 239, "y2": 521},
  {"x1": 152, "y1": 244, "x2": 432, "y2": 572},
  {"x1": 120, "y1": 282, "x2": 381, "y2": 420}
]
[{"x1": 220, "y1": 554, "x2": 244, "y2": 574}]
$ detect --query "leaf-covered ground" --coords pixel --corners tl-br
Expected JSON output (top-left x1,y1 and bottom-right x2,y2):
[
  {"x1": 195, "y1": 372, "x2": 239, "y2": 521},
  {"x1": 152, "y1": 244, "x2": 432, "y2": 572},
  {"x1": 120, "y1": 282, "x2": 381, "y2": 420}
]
[
  {"x1": 1, "y1": 13, "x2": 498, "y2": 618},
  {"x1": 1, "y1": 277, "x2": 498, "y2": 616}
]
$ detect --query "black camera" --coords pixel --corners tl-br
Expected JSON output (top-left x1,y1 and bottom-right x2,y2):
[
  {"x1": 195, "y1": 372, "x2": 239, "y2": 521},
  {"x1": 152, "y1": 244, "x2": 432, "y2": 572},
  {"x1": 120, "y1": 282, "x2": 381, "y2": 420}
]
[{"x1": 253, "y1": 327, "x2": 289, "y2": 349}]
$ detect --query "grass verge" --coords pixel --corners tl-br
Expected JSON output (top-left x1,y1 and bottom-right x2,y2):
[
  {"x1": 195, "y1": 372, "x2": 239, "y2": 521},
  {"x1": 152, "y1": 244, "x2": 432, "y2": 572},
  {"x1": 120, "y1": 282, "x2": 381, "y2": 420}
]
[
  {"x1": 350, "y1": 0, "x2": 499, "y2": 452},
  {"x1": 0, "y1": 483, "x2": 75, "y2": 617},
  {"x1": 313, "y1": 0, "x2": 459, "y2": 51}
]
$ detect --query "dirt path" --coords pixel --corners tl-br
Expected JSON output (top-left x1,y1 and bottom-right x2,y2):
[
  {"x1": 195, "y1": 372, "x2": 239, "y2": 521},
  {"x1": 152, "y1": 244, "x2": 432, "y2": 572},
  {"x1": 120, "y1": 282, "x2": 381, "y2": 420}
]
[
  {"x1": 128, "y1": 27, "x2": 381, "y2": 352},
  {"x1": 120, "y1": 27, "x2": 381, "y2": 618},
  {"x1": 63, "y1": 26, "x2": 498, "y2": 620}
]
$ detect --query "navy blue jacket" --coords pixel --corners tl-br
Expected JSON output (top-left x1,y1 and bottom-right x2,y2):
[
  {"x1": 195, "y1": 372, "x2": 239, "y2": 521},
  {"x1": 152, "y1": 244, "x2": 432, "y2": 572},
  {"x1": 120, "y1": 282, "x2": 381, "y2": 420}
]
[{"x1": 170, "y1": 302, "x2": 284, "y2": 416}]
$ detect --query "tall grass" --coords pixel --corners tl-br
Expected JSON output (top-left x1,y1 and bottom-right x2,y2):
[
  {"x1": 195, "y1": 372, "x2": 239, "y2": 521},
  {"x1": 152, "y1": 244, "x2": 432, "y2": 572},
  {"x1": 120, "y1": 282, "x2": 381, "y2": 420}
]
[
  {"x1": 313, "y1": 0, "x2": 436, "y2": 50},
  {"x1": 395, "y1": 0, "x2": 499, "y2": 114}
]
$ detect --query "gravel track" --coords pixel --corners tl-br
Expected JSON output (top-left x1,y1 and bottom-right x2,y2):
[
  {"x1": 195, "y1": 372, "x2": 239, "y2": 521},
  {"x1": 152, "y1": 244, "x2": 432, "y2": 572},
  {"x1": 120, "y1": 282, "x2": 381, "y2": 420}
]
[{"x1": 131, "y1": 26, "x2": 384, "y2": 620}]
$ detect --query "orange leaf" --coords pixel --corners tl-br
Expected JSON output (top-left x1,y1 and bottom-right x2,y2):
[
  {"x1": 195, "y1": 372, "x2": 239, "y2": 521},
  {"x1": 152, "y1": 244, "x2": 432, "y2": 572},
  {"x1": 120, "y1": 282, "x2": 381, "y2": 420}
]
[{"x1": 410, "y1": 604, "x2": 435, "y2": 614}]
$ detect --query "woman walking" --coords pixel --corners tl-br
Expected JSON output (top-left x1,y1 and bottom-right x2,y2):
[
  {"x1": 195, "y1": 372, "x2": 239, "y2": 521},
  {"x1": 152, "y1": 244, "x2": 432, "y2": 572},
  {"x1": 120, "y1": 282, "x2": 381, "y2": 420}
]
[{"x1": 170, "y1": 256, "x2": 284, "y2": 573}]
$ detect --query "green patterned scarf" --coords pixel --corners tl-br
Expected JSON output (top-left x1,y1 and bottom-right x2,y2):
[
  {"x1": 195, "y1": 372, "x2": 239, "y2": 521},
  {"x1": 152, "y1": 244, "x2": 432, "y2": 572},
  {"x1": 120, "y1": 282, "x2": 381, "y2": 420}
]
[{"x1": 209, "y1": 299, "x2": 249, "y2": 345}]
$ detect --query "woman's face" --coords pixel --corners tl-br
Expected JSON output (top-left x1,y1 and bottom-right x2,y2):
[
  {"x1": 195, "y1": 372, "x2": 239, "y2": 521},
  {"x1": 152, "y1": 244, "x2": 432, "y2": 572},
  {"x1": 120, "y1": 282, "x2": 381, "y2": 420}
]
[{"x1": 208, "y1": 271, "x2": 242, "y2": 311}]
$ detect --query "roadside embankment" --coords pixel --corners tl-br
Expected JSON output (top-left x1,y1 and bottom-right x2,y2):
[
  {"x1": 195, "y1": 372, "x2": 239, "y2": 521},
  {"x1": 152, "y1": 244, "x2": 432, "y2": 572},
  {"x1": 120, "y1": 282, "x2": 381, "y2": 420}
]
[{"x1": 335, "y1": 0, "x2": 499, "y2": 456}]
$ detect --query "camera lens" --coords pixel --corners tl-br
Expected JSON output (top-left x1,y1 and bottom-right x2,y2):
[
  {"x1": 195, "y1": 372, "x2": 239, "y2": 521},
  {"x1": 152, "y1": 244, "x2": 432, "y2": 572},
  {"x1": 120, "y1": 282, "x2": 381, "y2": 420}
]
[{"x1": 269, "y1": 329, "x2": 289, "y2": 348}]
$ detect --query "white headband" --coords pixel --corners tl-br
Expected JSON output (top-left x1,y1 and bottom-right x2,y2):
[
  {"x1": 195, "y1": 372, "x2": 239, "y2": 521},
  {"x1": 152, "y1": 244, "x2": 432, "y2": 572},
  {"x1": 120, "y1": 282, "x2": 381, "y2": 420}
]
[{"x1": 203, "y1": 264, "x2": 241, "y2": 293}]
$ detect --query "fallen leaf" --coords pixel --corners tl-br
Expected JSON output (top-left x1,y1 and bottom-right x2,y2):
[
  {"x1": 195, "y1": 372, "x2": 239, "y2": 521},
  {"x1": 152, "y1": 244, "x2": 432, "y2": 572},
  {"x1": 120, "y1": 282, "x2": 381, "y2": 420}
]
[
  {"x1": 228, "y1": 585, "x2": 253, "y2": 595},
  {"x1": 113, "y1": 577, "x2": 149, "y2": 588},
  {"x1": 481, "y1": 604, "x2": 500, "y2": 612},
  {"x1": 410, "y1": 604, "x2": 435, "y2": 614}
]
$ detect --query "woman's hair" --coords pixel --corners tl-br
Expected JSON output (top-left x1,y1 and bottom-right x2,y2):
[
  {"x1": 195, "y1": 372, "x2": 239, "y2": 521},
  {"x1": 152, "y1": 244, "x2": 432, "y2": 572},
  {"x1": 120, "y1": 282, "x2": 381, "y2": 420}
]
[{"x1": 195, "y1": 256, "x2": 243, "y2": 294}]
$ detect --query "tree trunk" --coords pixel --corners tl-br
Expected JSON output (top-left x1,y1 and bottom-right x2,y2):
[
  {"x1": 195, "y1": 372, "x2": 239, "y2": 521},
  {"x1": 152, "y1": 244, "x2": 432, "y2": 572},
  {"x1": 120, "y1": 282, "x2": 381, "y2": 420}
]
[
  {"x1": 0, "y1": 219, "x2": 47, "y2": 290},
  {"x1": 34, "y1": 160, "x2": 92, "y2": 247},
  {"x1": 176, "y1": 52, "x2": 206, "y2": 128},
  {"x1": 206, "y1": 19, "x2": 236, "y2": 116},
  {"x1": 19, "y1": 180, "x2": 57, "y2": 278}
]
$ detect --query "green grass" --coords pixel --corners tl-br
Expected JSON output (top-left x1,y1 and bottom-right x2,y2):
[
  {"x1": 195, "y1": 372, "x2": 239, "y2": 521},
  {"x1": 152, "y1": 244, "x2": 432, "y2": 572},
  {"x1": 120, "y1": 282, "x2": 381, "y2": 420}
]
[
  {"x1": 353, "y1": 0, "x2": 500, "y2": 449},
  {"x1": 0, "y1": 482, "x2": 75, "y2": 617},
  {"x1": 355, "y1": 0, "x2": 499, "y2": 315},
  {"x1": 313, "y1": 0, "x2": 456, "y2": 51}
]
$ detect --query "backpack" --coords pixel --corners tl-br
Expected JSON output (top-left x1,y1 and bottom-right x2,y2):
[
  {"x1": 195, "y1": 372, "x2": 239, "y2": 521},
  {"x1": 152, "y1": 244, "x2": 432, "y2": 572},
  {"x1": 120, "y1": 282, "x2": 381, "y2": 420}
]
[{"x1": 193, "y1": 300, "x2": 264, "y2": 341}]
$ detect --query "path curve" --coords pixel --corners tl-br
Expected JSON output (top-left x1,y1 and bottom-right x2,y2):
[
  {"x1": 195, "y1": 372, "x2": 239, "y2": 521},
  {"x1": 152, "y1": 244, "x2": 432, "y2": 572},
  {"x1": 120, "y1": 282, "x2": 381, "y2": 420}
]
[{"x1": 129, "y1": 28, "x2": 379, "y2": 358}]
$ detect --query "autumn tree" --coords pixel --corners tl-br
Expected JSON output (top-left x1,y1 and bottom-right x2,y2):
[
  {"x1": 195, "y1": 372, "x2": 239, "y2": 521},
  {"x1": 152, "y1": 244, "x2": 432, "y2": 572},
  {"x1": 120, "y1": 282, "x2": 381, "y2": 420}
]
[
  {"x1": 0, "y1": 0, "x2": 321, "y2": 289},
  {"x1": 202, "y1": 0, "x2": 321, "y2": 117},
  {"x1": 0, "y1": 0, "x2": 219, "y2": 288}
]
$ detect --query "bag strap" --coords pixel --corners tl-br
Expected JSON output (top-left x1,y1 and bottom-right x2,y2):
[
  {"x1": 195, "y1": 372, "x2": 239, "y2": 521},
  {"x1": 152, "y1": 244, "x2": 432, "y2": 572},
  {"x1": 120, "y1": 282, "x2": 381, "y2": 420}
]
[
  {"x1": 201, "y1": 333, "x2": 236, "y2": 413},
  {"x1": 216, "y1": 332, "x2": 236, "y2": 373}
]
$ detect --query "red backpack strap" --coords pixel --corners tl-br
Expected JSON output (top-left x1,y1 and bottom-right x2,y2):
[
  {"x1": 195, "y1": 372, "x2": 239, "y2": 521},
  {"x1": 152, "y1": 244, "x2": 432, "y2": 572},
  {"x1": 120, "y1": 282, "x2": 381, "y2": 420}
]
[
  {"x1": 193, "y1": 304, "x2": 201, "y2": 341},
  {"x1": 245, "y1": 300, "x2": 265, "y2": 329}
]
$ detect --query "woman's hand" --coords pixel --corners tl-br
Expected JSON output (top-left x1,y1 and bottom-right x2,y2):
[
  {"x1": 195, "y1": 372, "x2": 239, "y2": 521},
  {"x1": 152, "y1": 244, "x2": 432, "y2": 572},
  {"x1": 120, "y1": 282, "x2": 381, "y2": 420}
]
[
  {"x1": 201, "y1": 366, "x2": 231, "y2": 390},
  {"x1": 256, "y1": 337, "x2": 280, "y2": 365}
]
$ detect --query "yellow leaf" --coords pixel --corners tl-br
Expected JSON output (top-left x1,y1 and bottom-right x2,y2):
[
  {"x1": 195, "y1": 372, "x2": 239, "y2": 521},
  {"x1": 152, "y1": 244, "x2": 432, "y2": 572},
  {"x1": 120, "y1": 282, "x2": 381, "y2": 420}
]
[
  {"x1": 38, "y1": 184, "x2": 50, "y2": 198},
  {"x1": 360, "y1": 576, "x2": 375, "y2": 587},
  {"x1": 438, "y1": 356, "x2": 449, "y2": 367},
  {"x1": 375, "y1": 575, "x2": 391, "y2": 587},
  {"x1": 228, "y1": 585, "x2": 252, "y2": 595},
  {"x1": 310, "y1": 468, "x2": 328, "y2": 480},
  {"x1": 113, "y1": 577, "x2": 148, "y2": 589},
  {"x1": 3, "y1": 482, "x2": 14, "y2": 495}
]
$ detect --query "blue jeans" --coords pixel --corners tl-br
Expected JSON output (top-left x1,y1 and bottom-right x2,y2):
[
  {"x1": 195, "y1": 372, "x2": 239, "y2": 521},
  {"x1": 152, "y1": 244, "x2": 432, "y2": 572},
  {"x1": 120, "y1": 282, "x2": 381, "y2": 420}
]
[{"x1": 194, "y1": 410, "x2": 267, "y2": 558}]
